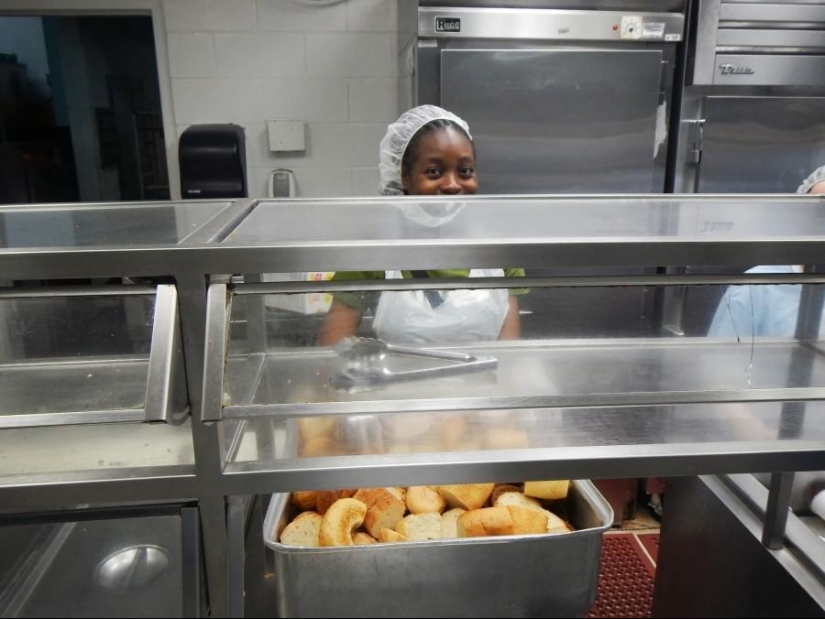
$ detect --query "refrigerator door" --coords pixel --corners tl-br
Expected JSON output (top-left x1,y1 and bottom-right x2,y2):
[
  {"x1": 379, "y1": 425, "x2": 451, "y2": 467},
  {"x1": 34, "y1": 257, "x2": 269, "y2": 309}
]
[
  {"x1": 441, "y1": 48, "x2": 665, "y2": 193},
  {"x1": 697, "y1": 96, "x2": 825, "y2": 193}
]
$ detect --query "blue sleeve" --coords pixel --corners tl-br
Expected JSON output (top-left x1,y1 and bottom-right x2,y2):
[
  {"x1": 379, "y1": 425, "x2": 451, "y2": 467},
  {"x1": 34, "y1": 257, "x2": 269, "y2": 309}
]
[{"x1": 708, "y1": 286, "x2": 754, "y2": 338}]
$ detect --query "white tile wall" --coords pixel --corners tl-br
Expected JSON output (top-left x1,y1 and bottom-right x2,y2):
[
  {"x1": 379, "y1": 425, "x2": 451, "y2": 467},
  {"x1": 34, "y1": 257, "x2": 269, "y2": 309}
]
[
  {"x1": 164, "y1": 0, "x2": 257, "y2": 32},
  {"x1": 256, "y1": 0, "x2": 348, "y2": 32},
  {"x1": 163, "y1": 0, "x2": 411, "y2": 198},
  {"x1": 347, "y1": 0, "x2": 398, "y2": 32},
  {"x1": 215, "y1": 32, "x2": 305, "y2": 77},
  {"x1": 306, "y1": 33, "x2": 393, "y2": 78},
  {"x1": 167, "y1": 32, "x2": 216, "y2": 78},
  {"x1": 349, "y1": 78, "x2": 400, "y2": 123}
]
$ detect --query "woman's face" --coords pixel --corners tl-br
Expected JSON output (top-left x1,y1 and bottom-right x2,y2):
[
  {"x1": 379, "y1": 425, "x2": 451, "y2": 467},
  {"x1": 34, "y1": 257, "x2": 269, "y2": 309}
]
[{"x1": 402, "y1": 127, "x2": 478, "y2": 195}]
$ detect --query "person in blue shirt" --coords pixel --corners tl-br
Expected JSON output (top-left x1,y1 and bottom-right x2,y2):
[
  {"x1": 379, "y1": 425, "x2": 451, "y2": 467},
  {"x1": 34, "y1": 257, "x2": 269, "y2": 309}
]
[{"x1": 707, "y1": 165, "x2": 825, "y2": 338}]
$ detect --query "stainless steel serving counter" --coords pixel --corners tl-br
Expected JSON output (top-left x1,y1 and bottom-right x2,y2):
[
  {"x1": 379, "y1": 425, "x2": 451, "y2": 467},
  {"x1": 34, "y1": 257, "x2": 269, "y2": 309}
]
[{"x1": 3, "y1": 194, "x2": 825, "y2": 616}]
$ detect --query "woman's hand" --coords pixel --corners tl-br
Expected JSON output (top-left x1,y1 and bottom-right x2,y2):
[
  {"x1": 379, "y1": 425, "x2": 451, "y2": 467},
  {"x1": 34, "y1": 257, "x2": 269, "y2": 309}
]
[
  {"x1": 317, "y1": 300, "x2": 362, "y2": 346},
  {"x1": 499, "y1": 297, "x2": 521, "y2": 340}
]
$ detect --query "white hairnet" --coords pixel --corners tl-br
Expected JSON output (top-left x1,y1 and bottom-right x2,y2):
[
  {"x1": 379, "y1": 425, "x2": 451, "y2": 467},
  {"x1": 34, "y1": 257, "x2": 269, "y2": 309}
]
[
  {"x1": 378, "y1": 104, "x2": 472, "y2": 196},
  {"x1": 797, "y1": 165, "x2": 825, "y2": 193}
]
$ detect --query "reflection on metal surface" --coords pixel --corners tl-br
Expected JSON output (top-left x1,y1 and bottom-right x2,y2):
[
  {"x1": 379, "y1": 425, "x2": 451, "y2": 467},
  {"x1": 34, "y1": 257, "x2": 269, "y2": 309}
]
[
  {"x1": 331, "y1": 337, "x2": 498, "y2": 392},
  {"x1": 95, "y1": 545, "x2": 170, "y2": 589}
]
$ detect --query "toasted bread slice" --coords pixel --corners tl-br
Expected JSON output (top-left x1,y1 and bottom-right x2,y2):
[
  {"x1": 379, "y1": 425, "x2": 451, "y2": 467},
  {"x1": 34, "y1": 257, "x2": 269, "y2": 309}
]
[
  {"x1": 440, "y1": 507, "x2": 466, "y2": 539},
  {"x1": 353, "y1": 532, "x2": 378, "y2": 545},
  {"x1": 457, "y1": 506, "x2": 514, "y2": 538},
  {"x1": 406, "y1": 486, "x2": 446, "y2": 514},
  {"x1": 378, "y1": 527, "x2": 407, "y2": 543},
  {"x1": 353, "y1": 488, "x2": 406, "y2": 539},
  {"x1": 280, "y1": 511, "x2": 322, "y2": 547},
  {"x1": 523, "y1": 480, "x2": 570, "y2": 501},
  {"x1": 395, "y1": 513, "x2": 442, "y2": 541},
  {"x1": 438, "y1": 483, "x2": 495, "y2": 511},
  {"x1": 507, "y1": 505, "x2": 549, "y2": 535},
  {"x1": 318, "y1": 498, "x2": 367, "y2": 547},
  {"x1": 494, "y1": 491, "x2": 543, "y2": 512}
]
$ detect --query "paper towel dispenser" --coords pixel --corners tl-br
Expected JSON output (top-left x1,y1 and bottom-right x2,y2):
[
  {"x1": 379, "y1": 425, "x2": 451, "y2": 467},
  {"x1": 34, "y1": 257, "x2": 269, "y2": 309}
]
[{"x1": 179, "y1": 124, "x2": 247, "y2": 199}]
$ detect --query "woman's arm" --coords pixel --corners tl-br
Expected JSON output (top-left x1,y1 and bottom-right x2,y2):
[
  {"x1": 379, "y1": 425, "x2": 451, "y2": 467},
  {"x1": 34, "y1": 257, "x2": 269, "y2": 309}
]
[
  {"x1": 317, "y1": 299, "x2": 362, "y2": 345},
  {"x1": 499, "y1": 296, "x2": 521, "y2": 340}
]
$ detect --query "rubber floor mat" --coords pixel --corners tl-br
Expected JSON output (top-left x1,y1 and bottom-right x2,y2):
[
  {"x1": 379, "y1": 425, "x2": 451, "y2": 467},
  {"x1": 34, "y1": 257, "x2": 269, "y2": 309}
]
[{"x1": 586, "y1": 533, "x2": 657, "y2": 618}]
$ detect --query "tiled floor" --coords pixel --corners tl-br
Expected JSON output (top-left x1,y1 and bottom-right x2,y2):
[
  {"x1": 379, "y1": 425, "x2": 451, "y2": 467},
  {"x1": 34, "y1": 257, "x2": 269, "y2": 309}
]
[{"x1": 586, "y1": 531, "x2": 660, "y2": 618}]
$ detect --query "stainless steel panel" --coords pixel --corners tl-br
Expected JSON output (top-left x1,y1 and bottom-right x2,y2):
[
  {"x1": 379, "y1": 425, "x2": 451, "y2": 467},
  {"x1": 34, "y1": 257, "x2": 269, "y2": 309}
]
[
  {"x1": 144, "y1": 285, "x2": 186, "y2": 424},
  {"x1": 264, "y1": 480, "x2": 612, "y2": 618},
  {"x1": 0, "y1": 201, "x2": 230, "y2": 250},
  {"x1": 713, "y1": 54, "x2": 825, "y2": 86},
  {"x1": 0, "y1": 359, "x2": 149, "y2": 417},
  {"x1": 720, "y1": 2, "x2": 825, "y2": 24},
  {"x1": 0, "y1": 513, "x2": 187, "y2": 618},
  {"x1": 717, "y1": 28, "x2": 825, "y2": 50},
  {"x1": 698, "y1": 97, "x2": 825, "y2": 193},
  {"x1": 222, "y1": 339, "x2": 825, "y2": 416},
  {"x1": 418, "y1": 6, "x2": 684, "y2": 41},
  {"x1": 652, "y1": 475, "x2": 825, "y2": 617},
  {"x1": 418, "y1": 0, "x2": 686, "y2": 11},
  {"x1": 440, "y1": 49, "x2": 663, "y2": 193}
]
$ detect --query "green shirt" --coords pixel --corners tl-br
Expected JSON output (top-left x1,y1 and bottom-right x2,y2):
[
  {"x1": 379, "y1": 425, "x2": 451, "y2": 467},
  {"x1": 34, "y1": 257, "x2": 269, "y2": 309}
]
[{"x1": 331, "y1": 268, "x2": 527, "y2": 312}]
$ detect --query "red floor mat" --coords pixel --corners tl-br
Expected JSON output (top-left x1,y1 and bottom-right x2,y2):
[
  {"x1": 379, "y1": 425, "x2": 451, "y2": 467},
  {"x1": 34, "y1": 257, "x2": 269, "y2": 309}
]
[
  {"x1": 586, "y1": 533, "x2": 657, "y2": 618},
  {"x1": 636, "y1": 532, "x2": 659, "y2": 565}
]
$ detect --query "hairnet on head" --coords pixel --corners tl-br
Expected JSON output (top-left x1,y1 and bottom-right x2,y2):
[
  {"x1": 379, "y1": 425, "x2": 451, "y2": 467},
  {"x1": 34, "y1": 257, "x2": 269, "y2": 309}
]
[
  {"x1": 797, "y1": 165, "x2": 825, "y2": 193},
  {"x1": 378, "y1": 104, "x2": 472, "y2": 195}
]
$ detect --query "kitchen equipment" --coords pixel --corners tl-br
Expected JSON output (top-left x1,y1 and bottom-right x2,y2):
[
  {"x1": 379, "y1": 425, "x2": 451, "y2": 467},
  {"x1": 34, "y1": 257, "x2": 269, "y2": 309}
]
[
  {"x1": 331, "y1": 336, "x2": 498, "y2": 392},
  {"x1": 417, "y1": 1, "x2": 685, "y2": 194},
  {"x1": 264, "y1": 480, "x2": 613, "y2": 618}
]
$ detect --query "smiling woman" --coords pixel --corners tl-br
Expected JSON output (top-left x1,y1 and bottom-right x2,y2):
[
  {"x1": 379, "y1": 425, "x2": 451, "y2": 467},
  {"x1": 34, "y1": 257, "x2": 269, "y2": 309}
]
[{"x1": 316, "y1": 104, "x2": 527, "y2": 346}]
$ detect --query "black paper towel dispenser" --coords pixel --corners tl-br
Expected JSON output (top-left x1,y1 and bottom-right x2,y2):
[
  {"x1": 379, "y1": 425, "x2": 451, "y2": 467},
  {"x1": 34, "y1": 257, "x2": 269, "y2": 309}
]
[{"x1": 179, "y1": 124, "x2": 247, "y2": 199}]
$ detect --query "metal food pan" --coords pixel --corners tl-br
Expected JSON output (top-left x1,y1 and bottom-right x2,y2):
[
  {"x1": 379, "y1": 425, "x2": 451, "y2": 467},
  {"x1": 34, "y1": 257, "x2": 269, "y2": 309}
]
[{"x1": 264, "y1": 480, "x2": 613, "y2": 618}]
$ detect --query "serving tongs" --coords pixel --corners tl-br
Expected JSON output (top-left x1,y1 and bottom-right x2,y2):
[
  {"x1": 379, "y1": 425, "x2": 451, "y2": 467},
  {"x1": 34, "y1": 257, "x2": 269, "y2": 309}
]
[{"x1": 330, "y1": 337, "x2": 498, "y2": 392}]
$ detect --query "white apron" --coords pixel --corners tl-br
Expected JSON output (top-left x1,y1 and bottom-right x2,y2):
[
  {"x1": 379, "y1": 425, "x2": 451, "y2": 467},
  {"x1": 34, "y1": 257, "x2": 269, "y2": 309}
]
[{"x1": 372, "y1": 269, "x2": 510, "y2": 344}]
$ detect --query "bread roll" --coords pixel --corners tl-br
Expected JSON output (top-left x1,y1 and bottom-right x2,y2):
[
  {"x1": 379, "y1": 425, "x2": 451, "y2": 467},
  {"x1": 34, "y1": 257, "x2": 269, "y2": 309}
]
[
  {"x1": 438, "y1": 483, "x2": 495, "y2": 511},
  {"x1": 546, "y1": 510, "x2": 573, "y2": 534},
  {"x1": 291, "y1": 491, "x2": 318, "y2": 511},
  {"x1": 319, "y1": 498, "x2": 367, "y2": 547},
  {"x1": 299, "y1": 436, "x2": 335, "y2": 458},
  {"x1": 507, "y1": 505, "x2": 549, "y2": 535},
  {"x1": 440, "y1": 415, "x2": 467, "y2": 450},
  {"x1": 280, "y1": 511, "x2": 322, "y2": 547},
  {"x1": 395, "y1": 513, "x2": 442, "y2": 541},
  {"x1": 378, "y1": 527, "x2": 407, "y2": 543},
  {"x1": 494, "y1": 491, "x2": 543, "y2": 512},
  {"x1": 353, "y1": 532, "x2": 378, "y2": 545},
  {"x1": 406, "y1": 486, "x2": 446, "y2": 514},
  {"x1": 316, "y1": 489, "x2": 357, "y2": 516},
  {"x1": 484, "y1": 428, "x2": 529, "y2": 450},
  {"x1": 353, "y1": 488, "x2": 406, "y2": 538},
  {"x1": 385, "y1": 487, "x2": 406, "y2": 502},
  {"x1": 491, "y1": 484, "x2": 523, "y2": 504},
  {"x1": 298, "y1": 417, "x2": 338, "y2": 442},
  {"x1": 440, "y1": 507, "x2": 466, "y2": 539},
  {"x1": 457, "y1": 506, "x2": 514, "y2": 538},
  {"x1": 524, "y1": 480, "x2": 570, "y2": 500},
  {"x1": 381, "y1": 413, "x2": 435, "y2": 440}
]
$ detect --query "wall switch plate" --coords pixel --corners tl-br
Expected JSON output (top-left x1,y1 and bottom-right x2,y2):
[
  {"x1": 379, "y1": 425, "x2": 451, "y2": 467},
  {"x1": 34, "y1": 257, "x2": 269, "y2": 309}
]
[{"x1": 267, "y1": 120, "x2": 306, "y2": 153}]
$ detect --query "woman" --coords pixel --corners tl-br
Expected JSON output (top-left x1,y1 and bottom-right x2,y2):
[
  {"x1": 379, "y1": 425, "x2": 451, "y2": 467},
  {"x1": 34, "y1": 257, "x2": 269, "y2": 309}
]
[{"x1": 318, "y1": 105, "x2": 525, "y2": 346}]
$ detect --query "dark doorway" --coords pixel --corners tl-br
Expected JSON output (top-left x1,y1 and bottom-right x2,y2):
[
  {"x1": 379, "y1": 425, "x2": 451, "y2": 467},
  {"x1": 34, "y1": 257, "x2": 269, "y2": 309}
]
[{"x1": 0, "y1": 15, "x2": 170, "y2": 205}]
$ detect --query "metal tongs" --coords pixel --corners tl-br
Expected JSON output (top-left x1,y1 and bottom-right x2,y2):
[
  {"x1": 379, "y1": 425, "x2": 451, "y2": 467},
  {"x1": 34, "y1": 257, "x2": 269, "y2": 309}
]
[{"x1": 330, "y1": 337, "x2": 498, "y2": 392}]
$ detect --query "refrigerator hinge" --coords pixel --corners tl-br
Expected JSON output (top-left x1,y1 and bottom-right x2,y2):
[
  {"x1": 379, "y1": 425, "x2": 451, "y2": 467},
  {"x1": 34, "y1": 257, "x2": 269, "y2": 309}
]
[{"x1": 683, "y1": 118, "x2": 705, "y2": 165}]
